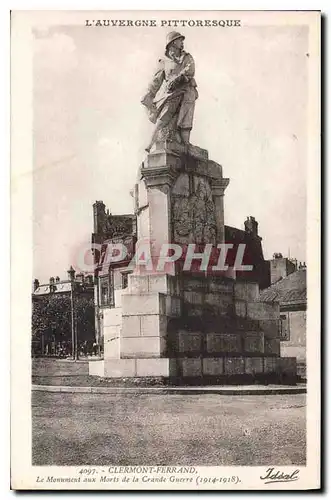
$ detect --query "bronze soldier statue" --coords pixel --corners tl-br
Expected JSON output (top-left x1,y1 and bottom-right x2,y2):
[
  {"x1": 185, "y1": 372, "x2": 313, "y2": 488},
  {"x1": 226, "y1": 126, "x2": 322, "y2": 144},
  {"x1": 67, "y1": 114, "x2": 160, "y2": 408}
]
[{"x1": 141, "y1": 32, "x2": 198, "y2": 152}]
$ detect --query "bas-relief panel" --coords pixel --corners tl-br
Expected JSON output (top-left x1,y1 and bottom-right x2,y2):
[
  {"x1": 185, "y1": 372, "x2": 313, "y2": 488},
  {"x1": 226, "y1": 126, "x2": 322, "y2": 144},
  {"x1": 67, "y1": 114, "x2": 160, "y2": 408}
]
[{"x1": 172, "y1": 174, "x2": 217, "y2": 245}]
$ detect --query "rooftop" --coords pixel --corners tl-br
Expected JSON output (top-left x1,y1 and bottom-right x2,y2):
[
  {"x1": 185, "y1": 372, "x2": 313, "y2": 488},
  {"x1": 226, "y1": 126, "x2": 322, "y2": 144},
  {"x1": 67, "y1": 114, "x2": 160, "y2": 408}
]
[{"x1": 33, "y1": 282, "x2": 72, "y2": 295}]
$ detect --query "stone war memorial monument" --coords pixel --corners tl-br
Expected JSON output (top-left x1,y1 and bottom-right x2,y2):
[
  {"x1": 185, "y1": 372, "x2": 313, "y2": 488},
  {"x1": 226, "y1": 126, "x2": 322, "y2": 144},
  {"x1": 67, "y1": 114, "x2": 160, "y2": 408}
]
[{"x1": 89, "y1": 32, "x2": 297, "y2": 384}]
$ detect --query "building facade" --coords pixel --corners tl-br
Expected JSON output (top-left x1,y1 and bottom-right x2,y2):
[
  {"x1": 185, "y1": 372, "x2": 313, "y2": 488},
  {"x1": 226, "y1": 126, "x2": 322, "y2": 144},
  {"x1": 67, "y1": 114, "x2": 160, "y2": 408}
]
[
  {"x1": 92, "y1": 200, "x2": 137, "y2": 349},
  {"x1": 259, "y1": 260, "x2": 307, "y2": 379}
]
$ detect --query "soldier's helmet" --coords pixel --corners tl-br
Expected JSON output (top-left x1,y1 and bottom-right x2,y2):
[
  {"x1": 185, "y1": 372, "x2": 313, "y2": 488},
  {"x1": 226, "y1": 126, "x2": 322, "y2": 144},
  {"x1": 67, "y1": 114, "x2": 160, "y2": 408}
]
[{"x1": 165, "y1": 31, "x2": 185, "y2": 54}]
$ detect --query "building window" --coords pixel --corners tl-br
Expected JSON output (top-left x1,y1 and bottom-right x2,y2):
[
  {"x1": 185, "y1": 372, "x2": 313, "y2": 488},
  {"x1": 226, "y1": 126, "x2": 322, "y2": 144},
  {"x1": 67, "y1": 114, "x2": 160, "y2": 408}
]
[
  {"x1": 99, "y1": 271, "x2": 114, "y2": 307},
  {"x1": 100, "y1": 277, "x2": 109, "y2": 306},
  {"x1": 121, "y1": 271, "x2": 132, "y2": 289},
  {"x1": 280, "y1": 313, "x2": 290, "y2": 341}
]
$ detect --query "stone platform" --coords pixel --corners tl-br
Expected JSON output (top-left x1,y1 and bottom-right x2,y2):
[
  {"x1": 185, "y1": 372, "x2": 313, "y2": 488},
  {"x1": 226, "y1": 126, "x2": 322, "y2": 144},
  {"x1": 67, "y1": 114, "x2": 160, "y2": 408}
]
[{"x1": 89, "y1": 356, "x2": 297, "y2": 385}]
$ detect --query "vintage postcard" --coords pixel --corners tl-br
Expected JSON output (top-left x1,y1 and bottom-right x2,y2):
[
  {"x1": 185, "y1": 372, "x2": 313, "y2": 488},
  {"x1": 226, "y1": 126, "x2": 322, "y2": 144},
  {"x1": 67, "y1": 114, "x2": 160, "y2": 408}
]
[{"x1": 11, "y1": 10, "x2": 320, "y2": 490}]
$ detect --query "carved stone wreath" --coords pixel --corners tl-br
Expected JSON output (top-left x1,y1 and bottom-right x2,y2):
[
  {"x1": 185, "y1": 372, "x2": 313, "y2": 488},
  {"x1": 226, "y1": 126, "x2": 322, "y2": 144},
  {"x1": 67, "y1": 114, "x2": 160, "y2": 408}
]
[{"x1": 172, "y1": 177, "x2": 217, "y2": 245}]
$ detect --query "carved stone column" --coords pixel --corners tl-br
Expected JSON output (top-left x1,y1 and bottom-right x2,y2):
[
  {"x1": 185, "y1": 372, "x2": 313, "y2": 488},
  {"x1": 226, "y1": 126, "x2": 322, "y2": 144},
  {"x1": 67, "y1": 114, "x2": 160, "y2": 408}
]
[
  {"x1": 211, "y1": 178, "x2": 230, "y2": 244},
  {"x1": 141, "y1": 164, "x2": 177, "y2": 259}
]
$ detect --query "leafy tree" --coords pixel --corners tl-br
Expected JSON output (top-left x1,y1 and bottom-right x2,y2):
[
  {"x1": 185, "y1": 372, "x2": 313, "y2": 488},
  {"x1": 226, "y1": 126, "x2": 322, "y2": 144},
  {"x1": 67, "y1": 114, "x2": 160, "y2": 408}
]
[
  {"x1": 32, "y1": 292, "x2": 95, "y2": 354},
  {"x1": 75, "y1": 295, "x2": 95, "y2": 344}
]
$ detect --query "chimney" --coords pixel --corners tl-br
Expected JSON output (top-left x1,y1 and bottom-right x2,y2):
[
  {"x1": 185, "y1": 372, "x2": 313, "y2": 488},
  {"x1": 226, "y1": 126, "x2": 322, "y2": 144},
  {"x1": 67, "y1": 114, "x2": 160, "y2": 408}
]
[
  {"x1": 49, "y1": 277, "x2": 56, "y2": 293},
  {"x1": 93, "y1": 201, "x2": 106, "y2": 235},
  {"x1": 270, "y1": 253, "x2": 297, "y2": 284},
  {"x1": 244, "y1": 216, "x2": 258, "y2": 237},
  {"x1": 67, "y1": 265, "x2": 76, "y2": 281},
  {"x1": 75, "y1": 273, "x2": 84, "y2": 283}
]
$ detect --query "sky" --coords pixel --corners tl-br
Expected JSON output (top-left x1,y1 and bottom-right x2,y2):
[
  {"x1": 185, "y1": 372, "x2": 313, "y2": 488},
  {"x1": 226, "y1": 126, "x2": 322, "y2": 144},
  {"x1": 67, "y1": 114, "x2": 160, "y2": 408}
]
[{"x1": 33, "y1": 20, "x2": 308, "y2": 283}]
